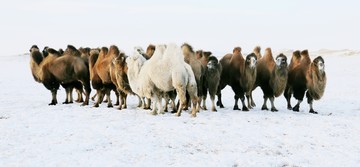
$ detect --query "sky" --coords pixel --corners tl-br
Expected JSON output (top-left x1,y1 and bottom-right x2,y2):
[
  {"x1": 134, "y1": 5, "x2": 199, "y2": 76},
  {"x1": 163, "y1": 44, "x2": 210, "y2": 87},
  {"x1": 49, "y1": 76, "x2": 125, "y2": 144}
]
[{"x1": 0, "y1": 0, "x2": 359, "y2": 56}]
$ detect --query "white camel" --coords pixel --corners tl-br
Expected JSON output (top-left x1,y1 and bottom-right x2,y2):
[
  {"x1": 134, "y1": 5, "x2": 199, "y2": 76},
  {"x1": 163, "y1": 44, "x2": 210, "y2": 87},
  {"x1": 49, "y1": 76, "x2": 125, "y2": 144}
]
[{"x1": 126, "y1": 43, "x2": 199, "y2": 117}]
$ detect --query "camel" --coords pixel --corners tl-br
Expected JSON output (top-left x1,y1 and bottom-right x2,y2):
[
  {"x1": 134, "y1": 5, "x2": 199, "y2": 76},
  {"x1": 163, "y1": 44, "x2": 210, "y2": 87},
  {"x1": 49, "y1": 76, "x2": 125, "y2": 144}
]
[
  {"x1": 110, "y1": 52, "x2": 136, "y2": 110},
  {"x1": 217, "y1": 47, "x2": 257, "y2": 111},
  {"x1": 127, "y1": 44, "x2": 199, "y2": 117},
  {"x1": 92, "y1": 45, "x2": 120, "y2": 108},
  {"x1": 203, "y1": 56, "x2": 222, "y2": 111},
  {"x1": 181, "y1": 43, "x2": 206, "y2": 109},
  {"x1": 284, "y1": 50, "x2": 326, "y2": 114},
  {"x1": 252, "y1": 48, "x2": 288, "y2": 111},
  {"x1": 29, "y1": 45, "x2": 91, "y2": 106},
  {"x1": 134, "y1": 46, "x2": 177, "y2": 111}
]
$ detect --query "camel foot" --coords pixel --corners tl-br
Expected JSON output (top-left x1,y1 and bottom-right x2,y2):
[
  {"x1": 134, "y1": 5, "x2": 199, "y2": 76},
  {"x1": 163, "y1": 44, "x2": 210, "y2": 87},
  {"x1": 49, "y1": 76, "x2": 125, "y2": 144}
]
[
  {"x1": 261, "y1": 105, "x2": 268, "y2": 110},
  {"x1": 233, "y1": 105, "x2": 240, "y2": 110},
  {"x1": 151, "y1": 110, "x2": 157, "y2": 115},
  {"x1": 242, "y1": 106, "x2": 249, "y2": 111},
  {"x1": 271, "y1": 107, "x2": 278, "y2": 112},
  {"x1": 81, "y1": 101, "x2": 88, "y2": 106},
  {"x1": 201, "y1": 106, "x2": 207, "y2": 110},
  {"x1": 309, "y1": 109, "x2": 318, "y2": 114},
  {"x1": 292, "y1": 105, "x2": 300, "y2": 112}
]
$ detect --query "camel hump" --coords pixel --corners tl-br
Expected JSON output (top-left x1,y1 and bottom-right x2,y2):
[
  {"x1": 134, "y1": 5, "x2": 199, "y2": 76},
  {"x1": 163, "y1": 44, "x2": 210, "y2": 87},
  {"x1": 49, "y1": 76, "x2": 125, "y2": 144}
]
[
  {"x1": 67, "y1": 45, "x2": 77, "y2": 51},
  {"x1": 293, "y1": 50, "x2": 301, "y2": 57},
  {"x1": 181, "y1": 43, "x2": 195, "y2": 55},
  {"x1": 300, "y1": 49, "x2": 311, "y2": 64},
  {"x1": 253, "y1": 46, "x2": 261, "y2": 54},
  {"x1": 109, "y1": 45, "x2": 120, "y2": 55},
  {"x1": 233, "y1": 47, "x2": 241, "y2": 53},
  {"x1": 262, "y1": 47, "x2": 274, "y2": 60},
  {"x1": 47, "y1": 48, "x2": 61, "y2": 56}
]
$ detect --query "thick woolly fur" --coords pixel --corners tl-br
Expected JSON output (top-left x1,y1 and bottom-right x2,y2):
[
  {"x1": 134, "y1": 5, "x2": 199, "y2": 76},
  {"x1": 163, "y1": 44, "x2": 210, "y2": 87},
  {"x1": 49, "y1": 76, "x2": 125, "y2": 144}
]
[
  {"x1": 204, "y1": 56, "x2": 222, "y2": 111},
  {"x1": 284, "y1": 50, "x2": 326, "y2": 113},
  {"x1": 127, "y1": 43, "x2": 199, "y2": 117},
  {"x1": 217, "y1": 46, "x2": 257, "y2": 111},
  {"x1": 29, "y1": 45, "x2": 91, "y2": 106},
  {"x1": 253, "y1": 48, "x2": 288, "y2": 111},
  {"x1": 92, "y1": 45, "x2": 119, "y2": 108}
]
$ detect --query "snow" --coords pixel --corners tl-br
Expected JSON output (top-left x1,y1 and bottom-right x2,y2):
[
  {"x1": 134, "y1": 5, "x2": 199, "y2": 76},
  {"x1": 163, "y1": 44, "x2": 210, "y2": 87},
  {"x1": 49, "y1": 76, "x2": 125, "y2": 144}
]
[{"x1": 1, "y1": 50, "x2": 360, "y2": 166}]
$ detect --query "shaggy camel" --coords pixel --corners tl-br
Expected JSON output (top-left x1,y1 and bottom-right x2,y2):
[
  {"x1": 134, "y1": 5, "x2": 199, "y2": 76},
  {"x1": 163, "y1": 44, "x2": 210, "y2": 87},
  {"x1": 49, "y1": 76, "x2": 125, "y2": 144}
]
[
  {"x1": 110, "y1": 52, "x2": 135, "y2": 110},
  {"x1": 181, "y1": 43, "x2": 205, "y2": 109},
  {"x1": 92, "y1": 45, "x2": 120, "y2": 108},
  {"x1": 203, "y1": 56, "x2": 222, "y2": 111},
  {"x1": 217, "y1": 47, "x2": 257, "y2": 111},
  {"x1": 252, "y1": 48, "x2": 288, "y2": 111},
  {"x1": 30, "y1": 45, "x2": 91, "y2": 105},
  {"x1": 134, "y1": 46, "x2": 177, "y2": 111},
  {"x1": 127, "y1": 44, "x2": 199, "y2": 117},
  {"x1": 284, "y1": 50, "x2": 326, "y2": 114}
]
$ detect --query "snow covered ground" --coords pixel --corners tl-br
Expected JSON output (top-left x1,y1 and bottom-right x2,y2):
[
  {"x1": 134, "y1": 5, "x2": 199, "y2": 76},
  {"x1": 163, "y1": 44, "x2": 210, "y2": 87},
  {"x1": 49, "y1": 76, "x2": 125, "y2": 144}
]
[{"x1": 1, "y1": 50, "x2": 360, "y2": 166}]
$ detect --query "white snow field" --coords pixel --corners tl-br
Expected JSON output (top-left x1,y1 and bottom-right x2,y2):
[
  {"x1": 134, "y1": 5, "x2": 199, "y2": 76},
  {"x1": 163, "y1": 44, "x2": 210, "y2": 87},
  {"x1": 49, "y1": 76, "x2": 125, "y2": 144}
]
[{"x1": 0, "y1": 50, "x2": 360, "y2": 167}]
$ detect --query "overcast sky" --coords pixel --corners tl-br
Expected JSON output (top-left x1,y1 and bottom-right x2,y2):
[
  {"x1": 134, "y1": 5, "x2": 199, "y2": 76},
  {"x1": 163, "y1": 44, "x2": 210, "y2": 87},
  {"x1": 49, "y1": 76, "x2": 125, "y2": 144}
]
[{"x1": 0, "y1": 0, "x2": 359, "y2": 56}]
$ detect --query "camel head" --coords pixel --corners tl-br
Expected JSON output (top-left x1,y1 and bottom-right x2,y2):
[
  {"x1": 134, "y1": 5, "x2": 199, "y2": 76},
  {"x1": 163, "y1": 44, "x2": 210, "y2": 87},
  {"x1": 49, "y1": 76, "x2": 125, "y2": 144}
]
[
  {"x1": 30, "y1": 45, "x2": 39, "y2": 53},
  {"x1": 313, "y1": 56, "x2": 325, "y2": 74},
  {"x1": 275, "y1": 53, "x2": 288, "y2": 69},
  {"x1": 207, "y1": 56, "x2": 219, "y2": 69},
  {"x1": 245, "y1": 53, "x2": 257, "y2": 69},
  {"x1": 42, "y1": 46, "x2": 49, "y2": 57}
]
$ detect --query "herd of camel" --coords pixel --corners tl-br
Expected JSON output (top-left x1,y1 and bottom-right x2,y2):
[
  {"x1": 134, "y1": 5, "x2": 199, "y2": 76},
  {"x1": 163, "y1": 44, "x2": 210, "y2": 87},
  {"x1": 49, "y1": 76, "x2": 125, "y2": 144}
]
[{"x1": 29, "y1": 43, "x2": 326, "y2": 117}]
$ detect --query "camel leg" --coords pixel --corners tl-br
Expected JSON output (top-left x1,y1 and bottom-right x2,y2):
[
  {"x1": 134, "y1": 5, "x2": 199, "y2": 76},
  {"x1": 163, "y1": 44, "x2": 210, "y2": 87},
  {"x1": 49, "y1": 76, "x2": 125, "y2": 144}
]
[
  {"x1": 293, "y1": 100, "x2": 302, "y2": 112},
  {"x1": 210, "y1": 94, "x2": 217, "y2": 112},
  {"x1": 158, "y1": 97, "x2": 164, "y2": 115},
  {"x1": 190, "y1": 96, "x2": 199, "y2": 117},
  {"x1": 94, "y1": 89, "x2": 104, "y2": 107},
  {"x1": 91, "y1": 93, "x2": 96, "y2": 101},
  {"x1": 284, "y1": 86, "x2": 292, "y2": 110},
  {"x1": 175, "y1": 88, "x2": 187, "y2": 117},
  {"x1": 117, "y1": 92, "x2": 123, "y2": 110},
  {"x1": 81, "y1": 81, "x2": 91, "y2": 106},
  {"x1": 246, "y1": 92, "x2": 252, "y2": 109},
  {"x1": 69, "y1": 87, "x2": 74, "y2": 103},
  {"x1": 63, "y1": 87, "x2": 71, "y2": 104},
  {"x1": 250, "y1": 92, "x2": 256, "y2": 107},
  {"x1": 151, "y1": 96, "x2": 158, "y2": 115},
  {"x1": 145, "y1": 98, "x2": 151, "y2": 110},
  {"x1": 201, "y1": 95, "x2": 207, "y2": 110},
  {"x1": 170, "y1": 98, "x2": 177, "y2": 113},
  {"x1": 136, "y1": 95, "x2": 143, "y2": 108},
  {"x1": 269, "y1": 96, "x2": 278, "y2": 112},
  {"x1": 49, "y1": 89, "x2": 58, "y2": 105},
  {"x1": 164, "y1": 98, "x2": 169, "y2": 112},
  {"x1": 105, "y1": 89, "x2": 113, "y2": 108},
  {"x1": 240, "y1": 95, "x2": 249, "y2": 111},
  {"x1": 233, "y1": 95, "x2": 240, "y2": 110},
  {"x1": 307, "y1": 92, "x2": 318, "y2": 114},
  {"x1": 114, "y1": 90, "x2": 120, "y2": 106},
  {"x1": 216, "y1": 91, "x2": 225, "y2": 108},
  {"x1": 261, "y1": 96, "x2": 269, "y2": 110},
  {"x1": 75, "y1": 89, "x2": 83, "y2": 103},
  {"x1": 122, "y1": 93, "x2": 127, "y2": 109}
]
